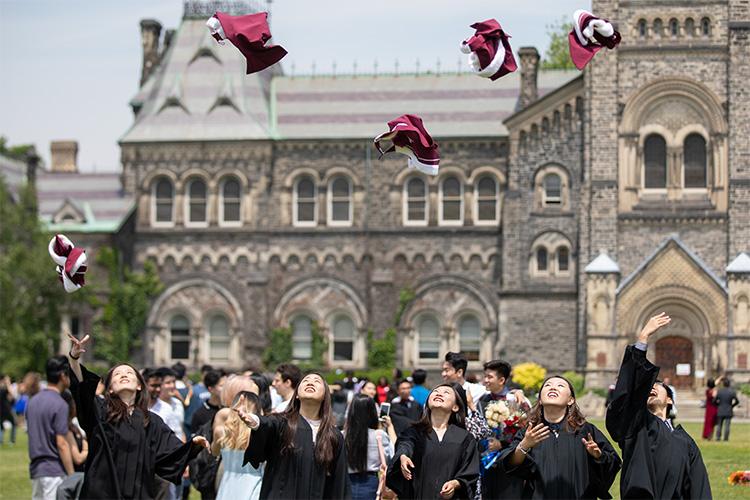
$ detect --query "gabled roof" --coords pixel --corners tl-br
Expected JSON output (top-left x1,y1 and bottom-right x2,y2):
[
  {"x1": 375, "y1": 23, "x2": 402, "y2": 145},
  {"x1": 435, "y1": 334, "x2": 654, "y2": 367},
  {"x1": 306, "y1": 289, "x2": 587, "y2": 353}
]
[
  {"x1": 585, "y1": 252, "x2": 620, "y2": 273},
  {"x1": 502, "y1": 74, "x2": 583, "y2": 130},
  {"x1": 36, "y1": 171, "x2": 133, "y2": 233},
  {"x1": 617, "y1": 235, "x2": 727, "y2": 294},
  {"x1": 120, "y1": 18, "x2": 277, "y2": 143},
  {"x1": 727, "y1": 252, "x2": 750, "y2": 273},
  {"x1": 271, "y1": 70, "x2": 579, "y2": 139}
]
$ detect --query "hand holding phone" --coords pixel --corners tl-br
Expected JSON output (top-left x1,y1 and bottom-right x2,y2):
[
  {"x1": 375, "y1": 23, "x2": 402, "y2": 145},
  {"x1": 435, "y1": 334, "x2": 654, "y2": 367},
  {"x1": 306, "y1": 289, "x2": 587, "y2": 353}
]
[{"x1": 379, "y1": 402, "x2": 391, "y2": 419}]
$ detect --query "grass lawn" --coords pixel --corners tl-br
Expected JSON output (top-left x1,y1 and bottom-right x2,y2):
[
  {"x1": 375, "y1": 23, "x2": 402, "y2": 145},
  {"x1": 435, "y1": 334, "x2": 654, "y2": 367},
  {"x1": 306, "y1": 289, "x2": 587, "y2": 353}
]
[{"x1": 1, "y1": 422, "x2": 748, "y2": 499}]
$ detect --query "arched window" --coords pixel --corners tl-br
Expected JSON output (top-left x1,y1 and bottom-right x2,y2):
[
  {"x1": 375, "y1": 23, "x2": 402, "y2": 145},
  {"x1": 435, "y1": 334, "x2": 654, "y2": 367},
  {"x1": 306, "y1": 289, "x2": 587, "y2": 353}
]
[
  {"x1": 291, "y1": 315, "x2": 313, "y2": 359},
  {"x1": 418, "y1": 315, "x2": 440, "y2": 360},
  {"x1": 637, "y1": 19, "x2": 647, "y2": 38},
  {"x1": 653, "y1": 18, "x2": 663, "y2": 38},
  {"x1": 684, "y1": 134, "x2": 707, "y2": 188},
  {"x1": 327, "y1": 176, "x2": 352, "y2": 225},
  {"x1": 557, "y1": 247, "x2": 570, "y2": 272},
  {"x1": 153, "y1": 177, "x2": 174, "y2": 224},
  {"x1": 208, "y1": 315, "x2": 230, "y2": 361},
  {"x1": 186, "y1": 178, "x2": 207, "y2": 225},
  {"x1": 669, "y1": 18, "x2": 679, "y2": 37},
  {"x1": 404, "y1": 177, "x2": 428, "y2": 225},
  {"x1": 536, "y1": 248, "x2": 548, "y2": 272},
  {"x1": 644, "y1": 134, "x2": 667, "y2": 188},
  {"x1": 332, "y1": 315, "x2": 355, "y2": 361},
  {"x1": 685, "y1": 18, "x2": 695, "y2": 37},
  {"x1": 439, "y1": 176, "x2": 463, "y2": 224},
  {"x1": 475, "y1": 176, "x2": 499, "y2": 223},
  {"x1": 294, "y1": 176, "x2": 317, "y2": 226},
  {"x1": 701, "y1": 17, "x2": 711, "y2": 37},
  {"x1": 543, "y1": 174, "x2": 562, "y2": 205},
  {"x1": 219, "y1": 177, "x2": 241, "y2": 224},
  {"x1": 459, "y1": 315, "x2": 481, "y2": 361},
  {"x1": 170, "y1": 315, "x2": 190, "y2": 360}
]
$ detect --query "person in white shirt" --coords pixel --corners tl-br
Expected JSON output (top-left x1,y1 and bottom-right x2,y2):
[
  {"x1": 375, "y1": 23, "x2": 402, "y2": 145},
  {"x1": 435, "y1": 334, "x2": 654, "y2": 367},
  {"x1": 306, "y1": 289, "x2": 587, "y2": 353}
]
[
  {"x1": 441, "y1": 352, "x2": 487, "y2": 406},
  {"x1": 150, "y1": 367, "x2": 184, "y2": 500},
  {"x1": 271, "y1": 363, "x2": 301, "y2": 413}
]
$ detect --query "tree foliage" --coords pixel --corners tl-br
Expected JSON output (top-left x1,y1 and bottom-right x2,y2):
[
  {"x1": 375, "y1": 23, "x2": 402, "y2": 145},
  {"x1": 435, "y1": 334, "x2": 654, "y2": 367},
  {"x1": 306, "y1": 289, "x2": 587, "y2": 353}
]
[
  {"x1": 262, "y1": 326, "x2": 293, "y2": 369},
  {"x1": 0, "y1": 177, "x2": 64, "y2": 377},
  {"x1": 91, "y1": 247, "x2": 163, "y2": 366},
  {"x1": 512, "y1": 362, "x2": 547, "y2": 392},
  {"x1": 0, "y1": 136, "x2": 36, "y2": 162},
  {"x1": 368, "y1": 328, "x2": 397, "y2": 370},
  {"x1": 541, "y1": 17, "x2": 576, "y2": 70}
]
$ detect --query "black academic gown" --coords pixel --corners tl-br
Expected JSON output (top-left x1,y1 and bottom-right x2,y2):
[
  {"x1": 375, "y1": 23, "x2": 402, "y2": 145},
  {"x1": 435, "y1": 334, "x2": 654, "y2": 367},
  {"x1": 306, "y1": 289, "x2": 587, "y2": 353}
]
[
  {"x1": 605, "y1": 345, "x2": 712, "y2": 500},
  {"x1": 500, "y1": 421, "x2": 621, "y2": 499},
  {"x1": 243, "y1": 414, "x2": 350, "y2": 499},
  {"x1": 70, "y1": 365, "x2": 201, "y2": 500},
  {"x1": 386, "y1": 424, "x2": 480, "y2": 500},
  {"x1": 390, "y1": 398, "x2": 423, "y2": 437}
]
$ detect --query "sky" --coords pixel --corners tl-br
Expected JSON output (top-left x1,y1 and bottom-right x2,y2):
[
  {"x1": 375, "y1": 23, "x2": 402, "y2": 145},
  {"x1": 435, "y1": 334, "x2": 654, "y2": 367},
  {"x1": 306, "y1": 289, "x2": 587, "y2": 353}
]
[{"x1": 0, "y1": 0, "x2": 589, "y2": 172}]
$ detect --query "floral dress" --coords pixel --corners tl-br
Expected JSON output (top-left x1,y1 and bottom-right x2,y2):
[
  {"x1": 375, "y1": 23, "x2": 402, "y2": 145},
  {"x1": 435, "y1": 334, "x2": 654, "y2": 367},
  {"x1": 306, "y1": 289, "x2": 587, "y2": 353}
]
[{"x1": 465, "y1": 410, "x2": 493, "y2": 500}]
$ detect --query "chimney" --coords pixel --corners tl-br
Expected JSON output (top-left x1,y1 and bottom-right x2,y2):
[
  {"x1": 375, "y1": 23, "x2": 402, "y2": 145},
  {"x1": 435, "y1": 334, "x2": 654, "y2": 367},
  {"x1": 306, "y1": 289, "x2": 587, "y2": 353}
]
[
  {"x1": 163, "y1": 29, "x2": 176, "y2": 54},
  {"x1": 25, "y1": 146, "x2": 40, "y2": 187},
  {"x1": 140, "y1": 19, "x2": 162, "y2": 87},
  {"x1": 518, "y1": 47, "x2": 540, "y2": 109},
  {"x1": 50, "y1": 141, "x2": 78, "y2": 173}
]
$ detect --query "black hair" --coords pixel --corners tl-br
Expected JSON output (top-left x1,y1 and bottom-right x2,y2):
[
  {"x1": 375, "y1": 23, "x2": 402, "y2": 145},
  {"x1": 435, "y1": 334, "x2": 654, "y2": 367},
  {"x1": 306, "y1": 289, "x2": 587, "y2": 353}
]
[
  {"x1": 171, "y1": 362, "x2": 186, "y2": 379},
  {"x1": 412, "y1": 369, "x2": 427, "y2": 385},
  {"x1": 155, "y1": 367, "x2": 177, "y2": 380},
  {"x1": 46, "y1": 356, "x2": 70, "y2": 384},
  {"x1": 142, "y1": 367, "x2": 160, "y2": 382},
  {"x1": 656, "y1": 379, "x2": 674, "y2": 417},
  {"x1": 200, "y1": 364, "x2": 214, "y2": 374},
  {"x1": 483, "y1": 360, "x2": 512, "y2": 381},
  {"x1": 397, "y1": 378, "x2": 413, "y2": 388},
  {"x1": 276, "y1": 363, "x2": 302, "y2": 389},
  {"x1": 250, "y1": 374, "x2": 272, "y2": 414},
  {"x1": 344, "y1": 394, "x2": 379, "y2": 472},
  {"x1": 706, "y1": 378, "x2": 715, "y2": 389},
  {"x1": 722, "y1": 378, "x2": 730, "y2": 387},
  {"x1": 444, "y1": 352, "x2": 468, "y2": 378},
  {"x1": 203, "y1": 370, "x2": 224, "y2": 390}
]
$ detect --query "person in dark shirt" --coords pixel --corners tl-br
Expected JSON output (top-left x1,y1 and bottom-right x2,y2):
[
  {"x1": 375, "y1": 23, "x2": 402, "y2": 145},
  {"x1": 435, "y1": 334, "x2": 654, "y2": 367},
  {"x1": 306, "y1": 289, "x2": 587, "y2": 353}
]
[
  {"x1": 606, "y1": 313, "x2": 712, "y2": 499},
  {"x1": 191, "y1": 371, "x2": 226, "y2": 433},
  {"x1": 389, "y1": 379, "x2": 423, "y2": 437},
  {"x1": 714, "y1": 378, "x2": 740, "y2": 441}
]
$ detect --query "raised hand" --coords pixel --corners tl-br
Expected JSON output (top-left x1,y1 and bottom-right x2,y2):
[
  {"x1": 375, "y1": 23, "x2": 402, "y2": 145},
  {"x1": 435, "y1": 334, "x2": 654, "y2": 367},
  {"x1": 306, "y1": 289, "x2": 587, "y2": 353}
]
[
  {"x1": 400, "y1": 455, "x2": 415, "y2": 480},
  {"x1": 439, "y1": 479, "x2": 460, "y2": 499},
  {"x1": 233, "y1": 395, "x2": 259, "y2": 429},
  {"x1": 67, "y1": 333, "x2": 91, "y2": 359},
  {"x1": 520, "y1": 422, "x2": 551, "y2": 449},
  {"x1": 637, "y1": 312, "x2": 671, "y2": 343},
  {"x1": 191, "y1": 435, "x2": 210, "y2": 449},
  {"x1": 582, "y1": 432, "x2": 602, "y2": 459}
]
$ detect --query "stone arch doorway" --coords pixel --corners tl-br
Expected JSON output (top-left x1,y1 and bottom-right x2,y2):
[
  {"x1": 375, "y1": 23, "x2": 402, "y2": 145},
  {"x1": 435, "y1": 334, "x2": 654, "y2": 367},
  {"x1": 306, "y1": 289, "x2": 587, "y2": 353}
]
[{"x1": 654, "y1": 336, "x2": 694, "y2": 388}]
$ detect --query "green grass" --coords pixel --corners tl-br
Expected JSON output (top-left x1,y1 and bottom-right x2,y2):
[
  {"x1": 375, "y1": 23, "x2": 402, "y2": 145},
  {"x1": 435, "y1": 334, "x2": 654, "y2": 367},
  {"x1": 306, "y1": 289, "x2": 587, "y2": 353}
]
[{"x1": 1, "y1": 423, "x2": 748, "y2": 499}]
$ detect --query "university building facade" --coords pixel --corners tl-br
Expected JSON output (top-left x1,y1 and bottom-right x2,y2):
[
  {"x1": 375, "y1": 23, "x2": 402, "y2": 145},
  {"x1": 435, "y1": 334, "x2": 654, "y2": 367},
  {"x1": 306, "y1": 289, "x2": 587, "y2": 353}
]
[{"x1": 21, "y1": 0, "x2": 750, "y2": 387}]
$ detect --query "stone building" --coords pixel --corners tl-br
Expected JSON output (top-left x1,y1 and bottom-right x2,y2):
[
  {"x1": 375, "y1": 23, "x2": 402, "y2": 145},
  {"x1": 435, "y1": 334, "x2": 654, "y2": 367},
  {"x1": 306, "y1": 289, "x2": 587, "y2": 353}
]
[{"x1": 28, "y1": 0, "x2": 749, "y2": 387}]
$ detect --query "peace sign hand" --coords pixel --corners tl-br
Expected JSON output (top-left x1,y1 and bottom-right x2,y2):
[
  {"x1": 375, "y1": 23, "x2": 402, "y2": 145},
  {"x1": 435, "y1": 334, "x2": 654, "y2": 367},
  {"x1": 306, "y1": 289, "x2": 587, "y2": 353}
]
[
  {"x1": 582, "y1": 433, "x2": 602, "y2": 459},
  {"x1": 67, "y1": 333, "x2": 91, "y2": 359}
]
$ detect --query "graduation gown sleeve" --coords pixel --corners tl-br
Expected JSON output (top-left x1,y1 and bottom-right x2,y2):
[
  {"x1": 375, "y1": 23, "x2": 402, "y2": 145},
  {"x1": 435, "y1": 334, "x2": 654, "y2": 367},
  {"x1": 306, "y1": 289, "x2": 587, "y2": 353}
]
[
  {"x1": 452, "y1": 433, "x2": 480, "y2": 498},
  {"x1": 323, "y1": 432, "x2": 351, "y2": 499},
  {"x1": 151, "y1": 413, "x2": 203, "y2": 485},
  {"x1": 605, "y1": 345, "x2": 659, "y2": 443},
  {"x1": 68, "y1": 363, "x2": 102, "y2": 436},
  {"x1": 386, "y1": 426, "x2": 419, "y2": 499},
  {"x1": 500, "y1": 427, "x2": 536, "y2": 480},
  {"x1": 682, "y1": 430, "x2": 712, "y2": 499},
  {"x1": 243, "y1": 414, "x2": 284, "y2": 468},
  {"x1": 586, "y1": 423, "x2": 622, "y2": 498}
]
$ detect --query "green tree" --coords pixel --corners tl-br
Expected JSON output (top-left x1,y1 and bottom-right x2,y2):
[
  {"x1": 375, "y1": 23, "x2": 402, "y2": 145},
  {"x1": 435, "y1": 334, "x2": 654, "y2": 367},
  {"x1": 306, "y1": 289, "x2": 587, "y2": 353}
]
[
  {"x1": 541, "y1": 17, "x2": 576, "y2": 70},
  {"x1": 91, "y1": 247, "x2": 163, "y2": 365},
  {"x1": 0, "y1": 136, "x2": 36, "y2": 162},
  {"x1": 0, "y1": 176, "x2": 64, "y2": 377},
  {"x1": 262, "y1": 327, "x2": 293, "y2": 369},
  {"x1": 368, "y1": 328, "x2": 396, "y2": 370}
]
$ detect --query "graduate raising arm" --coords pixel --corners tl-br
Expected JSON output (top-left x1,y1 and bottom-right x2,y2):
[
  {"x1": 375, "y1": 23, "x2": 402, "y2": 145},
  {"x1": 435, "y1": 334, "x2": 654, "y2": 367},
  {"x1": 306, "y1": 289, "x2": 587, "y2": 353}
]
[{"x1": 66, "y1": 333, "x2": 208, "y2": 500}]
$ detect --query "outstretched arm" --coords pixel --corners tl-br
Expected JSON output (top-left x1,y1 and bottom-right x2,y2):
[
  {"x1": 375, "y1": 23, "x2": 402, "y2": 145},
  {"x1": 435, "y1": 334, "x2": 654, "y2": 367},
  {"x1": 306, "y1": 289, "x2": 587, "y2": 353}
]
[
  {"x1": 605, "y1": 313, "x2": 670, "y2": 442},
  {"x1": 66, "y1": 333, "x2": 90, "y2": 382}
]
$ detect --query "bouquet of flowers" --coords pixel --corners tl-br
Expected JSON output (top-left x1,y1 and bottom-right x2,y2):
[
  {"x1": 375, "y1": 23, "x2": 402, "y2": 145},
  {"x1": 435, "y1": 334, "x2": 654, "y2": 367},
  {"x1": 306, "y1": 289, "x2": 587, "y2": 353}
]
[
  {"x1": 480, "y1": 399, "x2": 527, "y2": 472},
  {"x1": 728, "y1": 471, "x2": 750, "y2": 485}
]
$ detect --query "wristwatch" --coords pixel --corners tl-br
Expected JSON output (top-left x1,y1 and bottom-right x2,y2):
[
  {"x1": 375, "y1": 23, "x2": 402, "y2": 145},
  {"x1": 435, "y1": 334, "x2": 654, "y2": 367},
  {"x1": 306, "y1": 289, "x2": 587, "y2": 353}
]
[{"x1": 518, "y1": 444, "x2": 530, "y2": 455}]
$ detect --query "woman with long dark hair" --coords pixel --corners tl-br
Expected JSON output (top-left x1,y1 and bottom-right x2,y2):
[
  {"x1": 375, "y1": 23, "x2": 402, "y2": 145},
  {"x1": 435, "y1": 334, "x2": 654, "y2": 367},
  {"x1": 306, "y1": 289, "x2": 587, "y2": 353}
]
[
  {"x1": 66, "y1": 334, "x2": 209, "y2": 499},
  {"x1": 386, "y1": 383, "x2": 479, "y2": 499},
  {"x1": 501, "y1": 375, "x2": 621, "y2": 499},
  {"x1": 345, "y1": 394, "x2": 396, "y2": 500},
  {"x1": 236, "y1": 372, "x2": 350, "y2": 498}
]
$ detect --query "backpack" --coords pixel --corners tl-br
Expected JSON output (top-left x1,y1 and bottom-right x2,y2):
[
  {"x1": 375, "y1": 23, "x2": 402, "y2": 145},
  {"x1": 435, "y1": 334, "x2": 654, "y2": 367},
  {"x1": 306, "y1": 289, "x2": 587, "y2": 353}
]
[{"x1": 189, "y1": 417, "x2": 220, "y2": 499}]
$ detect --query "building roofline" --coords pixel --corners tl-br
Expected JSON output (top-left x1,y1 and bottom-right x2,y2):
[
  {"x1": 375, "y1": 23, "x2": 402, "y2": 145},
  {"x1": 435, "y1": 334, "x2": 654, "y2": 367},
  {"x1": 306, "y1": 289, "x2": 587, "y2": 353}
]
[{"x1": 503, "y1": 73, "x2": 583, "y2": 130}]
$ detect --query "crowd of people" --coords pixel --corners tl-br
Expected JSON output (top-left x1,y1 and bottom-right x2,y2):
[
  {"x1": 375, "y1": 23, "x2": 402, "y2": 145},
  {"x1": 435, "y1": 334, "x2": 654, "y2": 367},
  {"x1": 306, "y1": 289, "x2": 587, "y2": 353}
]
[{"x1": 7, "y1": 313, "x2": 728, "y2": 499}]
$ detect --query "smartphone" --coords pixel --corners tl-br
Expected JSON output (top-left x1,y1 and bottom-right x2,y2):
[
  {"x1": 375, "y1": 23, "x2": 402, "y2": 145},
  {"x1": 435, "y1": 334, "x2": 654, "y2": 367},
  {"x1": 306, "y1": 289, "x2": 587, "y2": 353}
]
[{"x1": 379, "y1": 402, "x2": 391, "y2": 419}]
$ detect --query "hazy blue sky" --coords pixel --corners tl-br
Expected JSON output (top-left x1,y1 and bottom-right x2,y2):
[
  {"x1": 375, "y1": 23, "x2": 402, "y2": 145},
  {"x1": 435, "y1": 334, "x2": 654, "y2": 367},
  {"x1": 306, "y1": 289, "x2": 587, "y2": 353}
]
[{"x1": 0, "y1": 0, "x2": 588, "y2": 172}]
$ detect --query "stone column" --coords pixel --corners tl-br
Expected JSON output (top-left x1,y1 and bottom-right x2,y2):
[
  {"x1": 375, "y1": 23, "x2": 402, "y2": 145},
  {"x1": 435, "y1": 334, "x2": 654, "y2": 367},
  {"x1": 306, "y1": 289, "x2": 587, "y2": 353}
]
[
  {"x1": 727, "y1": 253, "x2": 750, "y2": 381},
  {"x1": 584, "y1": 251, "x2": 620, "y2": 388}
]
